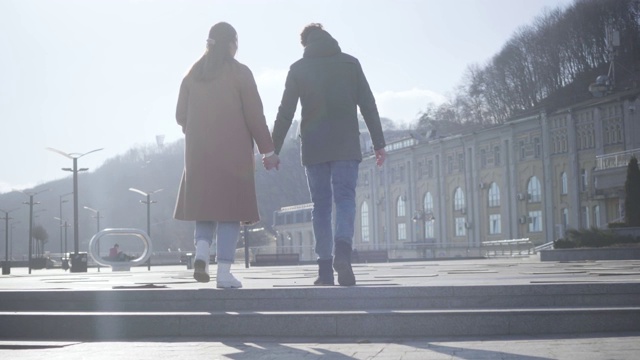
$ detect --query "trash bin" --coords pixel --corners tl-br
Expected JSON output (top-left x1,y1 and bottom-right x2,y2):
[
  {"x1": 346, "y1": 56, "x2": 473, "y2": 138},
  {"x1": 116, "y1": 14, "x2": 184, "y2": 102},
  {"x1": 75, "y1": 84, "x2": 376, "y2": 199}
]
[
  {"x1": 61, "y1": 258, "x2": 69, "y2": 271},
  {"x1": 70, "y1": 253, "x2": 88, "y2": 273},
  {"x1": 186, "y1": 254, "x2": 194, "y2": 270},
  {"x1": 1, "y1": 261, "x2": 9, "y2": 275}
]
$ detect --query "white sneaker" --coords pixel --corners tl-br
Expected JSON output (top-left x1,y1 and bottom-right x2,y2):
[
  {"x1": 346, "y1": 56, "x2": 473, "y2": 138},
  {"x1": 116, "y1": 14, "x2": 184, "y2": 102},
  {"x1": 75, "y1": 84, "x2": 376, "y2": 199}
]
[{"x1": 216, "y1": 262, "x2": 242, "y2": 288}]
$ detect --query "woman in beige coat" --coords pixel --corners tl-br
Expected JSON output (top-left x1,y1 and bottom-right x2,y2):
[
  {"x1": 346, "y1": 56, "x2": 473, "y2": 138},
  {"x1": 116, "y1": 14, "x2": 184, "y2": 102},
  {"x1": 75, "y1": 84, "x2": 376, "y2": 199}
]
[{"x1": 174, "y1": 22, "x2": 279, "y2": 288}]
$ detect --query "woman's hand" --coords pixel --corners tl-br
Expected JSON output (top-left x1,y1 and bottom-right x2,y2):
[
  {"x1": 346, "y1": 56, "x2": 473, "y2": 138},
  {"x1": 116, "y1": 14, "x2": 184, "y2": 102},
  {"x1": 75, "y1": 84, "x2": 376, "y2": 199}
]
[{"x1": 262, "y1": 153, "x2": 280, "y2": 171}]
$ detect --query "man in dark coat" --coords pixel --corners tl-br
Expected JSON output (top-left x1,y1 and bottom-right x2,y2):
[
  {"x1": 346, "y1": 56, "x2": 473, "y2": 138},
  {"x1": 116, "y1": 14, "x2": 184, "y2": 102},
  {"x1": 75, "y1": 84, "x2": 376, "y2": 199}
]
[{"x1": 272, "y1": 23, "x2": 386, "y2": 286}]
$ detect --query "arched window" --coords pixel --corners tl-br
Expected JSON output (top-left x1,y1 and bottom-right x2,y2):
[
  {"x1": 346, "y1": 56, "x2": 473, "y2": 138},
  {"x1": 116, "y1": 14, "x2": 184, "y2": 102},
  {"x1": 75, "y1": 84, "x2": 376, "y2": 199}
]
[
  {"x1": 360, "y1": 201, "x2": 370, "y2": 242},
  {"x1": 453, "y1": 187, "x2": 465, "y2": 211},
  {"x1": 396, "y1": 196, "x2": 406, "y2": 217},
  {"x1": 423, "y1": 192, "x2": 434, "y2": 213},
  {"x1": 561, "y1": 172, "x2": 568, "y2": 195},
  {"x1": 488, "y1": 182, "x2": 500, "y2": 207},
  {"x1": 527, "y1": 176, "x2": 542, "y2": 202}
]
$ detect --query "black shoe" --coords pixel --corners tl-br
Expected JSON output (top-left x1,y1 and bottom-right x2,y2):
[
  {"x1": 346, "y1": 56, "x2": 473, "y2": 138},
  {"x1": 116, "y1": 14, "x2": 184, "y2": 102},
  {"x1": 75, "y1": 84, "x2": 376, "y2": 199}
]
[
  {"x1": 333, "y1": 241, "x2": 356, "y2": 286},
  {"x1": 313, "y1": 259, "x2": 334, "y2": 286},
  {"x1": 193, "y1": 259, "x2": 210, "y2": 283}
]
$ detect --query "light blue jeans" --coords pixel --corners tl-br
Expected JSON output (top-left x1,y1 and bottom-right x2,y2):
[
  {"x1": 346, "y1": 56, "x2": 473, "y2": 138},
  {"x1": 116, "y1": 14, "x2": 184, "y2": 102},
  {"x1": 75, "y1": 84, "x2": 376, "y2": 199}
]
[
  {"x1": 195, "y1": 221, "x2": 240, "y2": 264},
  {"x1": 305, "y1": 160, "x2": 359, "y2": 261}
]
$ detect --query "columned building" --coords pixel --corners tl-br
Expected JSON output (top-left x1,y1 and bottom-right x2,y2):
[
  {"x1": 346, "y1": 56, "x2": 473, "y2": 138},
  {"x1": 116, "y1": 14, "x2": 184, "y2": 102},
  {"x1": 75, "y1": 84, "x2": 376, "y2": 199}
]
[{"x1": 355, "y1": 89, "x2": 640, "y2": 259}]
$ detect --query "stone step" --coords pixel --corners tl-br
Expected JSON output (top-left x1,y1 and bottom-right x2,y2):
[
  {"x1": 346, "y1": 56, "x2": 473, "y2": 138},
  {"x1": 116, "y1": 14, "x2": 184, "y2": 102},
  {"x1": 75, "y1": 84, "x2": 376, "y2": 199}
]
[
  {"x1": 3, "y1": 283, "x2": 639, "y2": 340},
  {"x1": 1, "y1": 283, "x2": 639, "y2": 312},
  {"x1": 1, "y1": 307, "x2": 639, "y2": 340}
]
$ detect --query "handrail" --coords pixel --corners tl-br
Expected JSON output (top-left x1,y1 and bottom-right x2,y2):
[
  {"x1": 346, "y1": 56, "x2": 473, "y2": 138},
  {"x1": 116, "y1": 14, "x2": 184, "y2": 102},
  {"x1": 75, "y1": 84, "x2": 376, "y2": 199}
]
[
  {"x1": 534, "y1": 241, "x2": 554, "y2": 252},
  {"x1": 596, "y1": 148, "x2": 640, "y2": 170}
]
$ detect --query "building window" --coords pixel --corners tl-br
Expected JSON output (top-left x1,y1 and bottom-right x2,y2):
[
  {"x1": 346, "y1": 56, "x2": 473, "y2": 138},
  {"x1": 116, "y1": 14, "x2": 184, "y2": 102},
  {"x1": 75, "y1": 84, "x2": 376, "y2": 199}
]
[
  {"x1": 361, "y1": 201, "x2": 370, "y2": 242},
  {"x1": 582, "y1": 206, "x2": 590, "y2": 229},
  {"x1": 528, "y1": 210, "x2": 543, "y2": 232},
  {"x1": 427, "y1": 160, "x2": 434, "y2": 178},
  {"x1": 480, "y1": 149, "x2": 487, "y2": 168},
  {"x1": 397, "y1": 196, "x2": 406, "y2": 217},
  {"x1": 534, "y1": 137, "x2": 541, "y2": 158},
  {"x1": 489, "y1": 214, "x2": 501, "y2": 235},
  {"x1": 455, "y1": 217, "x2": 466, "y2": 237},
  {"x1": 454, "y1": 187, "x2": 465, "y2": 211},
  {"x1": 580, "y1": 168, "x2": 588, "y2": 192},
  {"x1": 447, "y1": 156, "x2": 453, "y2": 174},
  {"x1": 458, "y1": 153, "x2": 464, "y2": 172},
  {"x1": 488, "y1": 182, "x2": 500, "y2": 207},
  {"x1": 561, "y1": 172, "x2": 568, "y2": 195},
  {"x1": 494, "y1": 146, "x2": 501, "y2": 166},
  {"x1": 397, "y1": 223, "x2": 407, "y2": 241},
  {"x1": 594, "y1": 205, "x2": 601, "y2": 228},
  {"x1": 519, "y1": 140, "x2": 526, "y2": 160},
  {"x1": 425, "y1": 219, "x2": 435, "y2": 239},
  {"x1": 424, "y1": 192, "x2": 434, "y2": 213},
  {"x1": 527, "y1": 176, "x2": 542, "y2": 202}
]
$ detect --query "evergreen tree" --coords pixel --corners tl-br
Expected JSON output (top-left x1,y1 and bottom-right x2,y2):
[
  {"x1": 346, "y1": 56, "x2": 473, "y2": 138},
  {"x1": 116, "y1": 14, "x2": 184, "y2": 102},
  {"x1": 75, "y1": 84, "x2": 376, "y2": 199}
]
[{"x1": 624, "y1": 156, "x2": 640, "y2": 227}]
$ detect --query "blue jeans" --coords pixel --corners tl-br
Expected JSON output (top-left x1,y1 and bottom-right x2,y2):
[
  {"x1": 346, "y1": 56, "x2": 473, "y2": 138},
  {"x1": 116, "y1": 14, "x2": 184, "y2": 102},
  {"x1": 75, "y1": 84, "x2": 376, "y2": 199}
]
[
  {"x1": 305, "y1": 160, "x2": 359, "y2": 260},
  {"x1": 194, "y1": 221, "x2": 240, "y2": 264}
]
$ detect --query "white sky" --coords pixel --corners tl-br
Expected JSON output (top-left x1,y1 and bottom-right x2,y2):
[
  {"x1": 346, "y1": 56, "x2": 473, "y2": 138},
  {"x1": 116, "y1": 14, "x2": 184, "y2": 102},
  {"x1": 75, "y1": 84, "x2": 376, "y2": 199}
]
[{"x1": 0, "y1": 0, "x2": 573, "y2": 193}]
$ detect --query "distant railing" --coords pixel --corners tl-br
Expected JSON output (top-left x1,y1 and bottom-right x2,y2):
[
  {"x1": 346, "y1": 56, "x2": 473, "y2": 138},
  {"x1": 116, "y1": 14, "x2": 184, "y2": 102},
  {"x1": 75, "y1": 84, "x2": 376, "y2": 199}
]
[
  {"x1": 534, "y1": 241, "x2": 554, "y2": 252},
  {"x1": 481, "y1": 238, "x2": 532, "y2": 257},
  {"x1": 596, "y1": 148, "x2": 640, "y2": 170}
]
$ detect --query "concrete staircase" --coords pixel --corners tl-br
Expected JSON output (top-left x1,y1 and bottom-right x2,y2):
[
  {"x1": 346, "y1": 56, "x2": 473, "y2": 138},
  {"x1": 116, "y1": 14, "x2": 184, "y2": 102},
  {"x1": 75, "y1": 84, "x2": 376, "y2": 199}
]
[{"x1": 1, "y1": 283, "x2": 640, "y2": 340}]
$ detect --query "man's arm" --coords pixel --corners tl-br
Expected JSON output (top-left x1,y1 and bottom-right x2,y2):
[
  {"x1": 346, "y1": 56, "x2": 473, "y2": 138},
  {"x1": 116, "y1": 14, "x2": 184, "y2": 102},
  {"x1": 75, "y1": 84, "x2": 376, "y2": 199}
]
[
  {"x1": 272, "y1": 69, "x2": 299, "y2": 154},
  {"x1": 356, "y1": 60, "x2": 386, "y2": 152}
]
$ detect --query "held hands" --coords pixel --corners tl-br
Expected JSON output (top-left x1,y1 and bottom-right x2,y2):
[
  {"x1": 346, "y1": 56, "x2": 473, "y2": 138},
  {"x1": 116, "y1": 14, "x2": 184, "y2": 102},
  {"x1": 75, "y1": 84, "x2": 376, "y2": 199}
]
[
  {"x1": 375, "y1": 148, "x2": 387, "y2": 167},
  {"x1": 262, "y1": 153, "x2": 280, "y2": 171}
]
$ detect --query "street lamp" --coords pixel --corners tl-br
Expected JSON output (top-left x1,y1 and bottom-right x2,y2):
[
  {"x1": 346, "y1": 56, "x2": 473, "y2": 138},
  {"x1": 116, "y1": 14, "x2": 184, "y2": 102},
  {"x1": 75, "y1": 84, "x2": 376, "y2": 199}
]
[
  {"x1": 84, "y1": 206, "x2": 103, "y2": 272},
  {"x1": 46, "y1": 147, "x2": 103, "y2": 260},
  {"x1": 53, "y1": 217, "x2": 71, "y2": 269},
  {"x1": 59, "y1": 192, "x2": 73, "y2": 254},
  {"x1": 9, "y1": 221, "x2": 20, "y2": 260},
  {"x1": 129, "y1": 187, "x2": 162, "y2": 270},
  {"x1": 0, "y1": 208, "x2": 19, "y2": 275},
  {"x1": 19, "y1": 188, "x2": 49, "y2": 274}
]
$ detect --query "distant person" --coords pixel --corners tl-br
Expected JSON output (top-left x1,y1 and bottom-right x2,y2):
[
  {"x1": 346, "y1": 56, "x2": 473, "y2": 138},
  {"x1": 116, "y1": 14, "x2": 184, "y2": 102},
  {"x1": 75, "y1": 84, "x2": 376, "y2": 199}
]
[
  {"x1": 173, "y1": 22, "x2": 279, "y2": 288},
  {"x1": 108, "y1": 244, "x2": 132, "y2": 261},
  {"x1": 271, "y1": 23, "x2": 386, "y2": 286}
]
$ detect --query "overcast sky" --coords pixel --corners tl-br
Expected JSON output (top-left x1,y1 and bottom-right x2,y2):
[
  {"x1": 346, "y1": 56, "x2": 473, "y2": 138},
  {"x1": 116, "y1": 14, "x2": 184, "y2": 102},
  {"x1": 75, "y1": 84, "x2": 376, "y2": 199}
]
[{"x1": 0, "y1": 0, "x2": 573, "y2": 193}]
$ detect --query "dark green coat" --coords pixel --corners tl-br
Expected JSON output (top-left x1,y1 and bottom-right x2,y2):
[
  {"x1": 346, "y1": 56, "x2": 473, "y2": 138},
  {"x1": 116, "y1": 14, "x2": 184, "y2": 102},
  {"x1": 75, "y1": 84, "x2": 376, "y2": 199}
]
[{"x1": 272, "y1": 30, "x2": 385, "y2": 165}]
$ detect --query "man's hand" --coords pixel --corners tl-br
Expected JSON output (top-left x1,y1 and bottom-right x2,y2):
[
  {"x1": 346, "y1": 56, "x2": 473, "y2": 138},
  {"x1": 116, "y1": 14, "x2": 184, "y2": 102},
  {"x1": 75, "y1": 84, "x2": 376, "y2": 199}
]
[
  {"x1": 375, "y1": 148, "x2": 386, "y2": 167},
  {"x1": 262, "y1": 153, "x2": 280, "y2": 170}
]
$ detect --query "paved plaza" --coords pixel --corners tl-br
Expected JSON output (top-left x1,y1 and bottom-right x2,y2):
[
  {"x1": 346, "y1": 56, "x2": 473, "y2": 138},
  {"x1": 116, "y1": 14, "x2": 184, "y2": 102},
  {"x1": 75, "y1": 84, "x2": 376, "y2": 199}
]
[{"x1": 0, "y1": 256, "x2": 639, "y2": 359}]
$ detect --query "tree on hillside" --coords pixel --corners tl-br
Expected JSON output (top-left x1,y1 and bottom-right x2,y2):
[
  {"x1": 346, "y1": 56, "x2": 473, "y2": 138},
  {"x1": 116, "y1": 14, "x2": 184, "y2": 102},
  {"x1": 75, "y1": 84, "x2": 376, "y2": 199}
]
[{"x1": 624, "y1": 156, "x2": 640, "y2": 227}]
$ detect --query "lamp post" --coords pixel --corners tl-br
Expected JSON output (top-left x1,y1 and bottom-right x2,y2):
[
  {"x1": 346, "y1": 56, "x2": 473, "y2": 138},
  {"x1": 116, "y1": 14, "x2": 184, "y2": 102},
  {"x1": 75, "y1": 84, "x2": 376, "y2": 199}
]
[
  {"x1": 9, "y1": 221, "x2": 20, "y2": 261},
  {"x1": 19, "y1": 188, "x2": 49, "y2": 274},
  {"x1": 83, "y1": 206, "x2": 102, "y2": 271},
  {"x1": 46, "y1": 147, "x2": 103, "y2": 259},
  {"x1": 53, "y1": 217, "x2": 70, "y2": 270},
  {"x1": 59, "y1": 192, "x2": 72, "y2": 254},
  {"x1": 129, "y1": 187, "x2": 162, "y2": 270},
  {"x1": 0, "y1": 208, "x2": 18, "y2": 275},
  {"x1": 32, "y1": 208, "x2": 47, "y2": 257}
]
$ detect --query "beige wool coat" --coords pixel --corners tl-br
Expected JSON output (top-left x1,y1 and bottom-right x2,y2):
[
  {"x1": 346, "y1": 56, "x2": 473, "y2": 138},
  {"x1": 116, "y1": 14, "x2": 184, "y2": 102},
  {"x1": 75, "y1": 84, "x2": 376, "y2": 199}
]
[{"x1": 173, "y1": 60, "x2": 275, "y2": 223}]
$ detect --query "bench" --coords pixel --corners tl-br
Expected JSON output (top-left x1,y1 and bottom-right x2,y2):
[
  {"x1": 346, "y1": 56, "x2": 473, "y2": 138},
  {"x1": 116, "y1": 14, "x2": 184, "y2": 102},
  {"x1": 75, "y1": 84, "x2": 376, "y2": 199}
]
[
  {"x1": 353, "y1": 250, "x2": 389, "y2": 263},
  {"x1": 253, "y1": 253, "x2": 300, "y2": 266}
]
